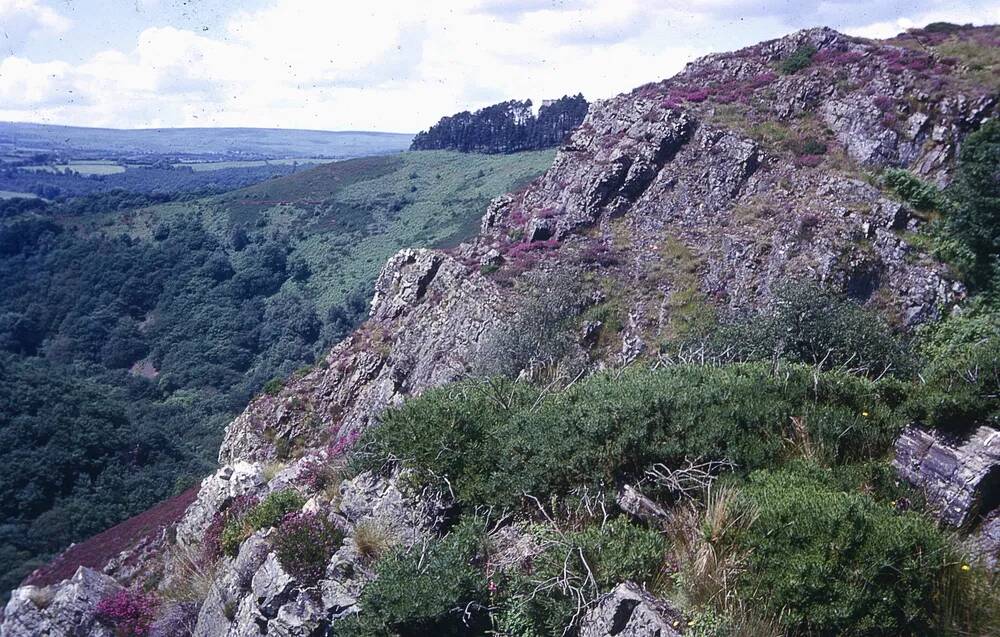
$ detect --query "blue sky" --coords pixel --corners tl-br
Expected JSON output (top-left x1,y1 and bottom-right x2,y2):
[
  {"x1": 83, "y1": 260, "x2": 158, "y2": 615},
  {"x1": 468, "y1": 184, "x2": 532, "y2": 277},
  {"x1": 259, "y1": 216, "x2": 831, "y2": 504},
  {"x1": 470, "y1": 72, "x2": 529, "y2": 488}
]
[{"x1": 1, "y1": 0, "x2": 997, "y2": 132}]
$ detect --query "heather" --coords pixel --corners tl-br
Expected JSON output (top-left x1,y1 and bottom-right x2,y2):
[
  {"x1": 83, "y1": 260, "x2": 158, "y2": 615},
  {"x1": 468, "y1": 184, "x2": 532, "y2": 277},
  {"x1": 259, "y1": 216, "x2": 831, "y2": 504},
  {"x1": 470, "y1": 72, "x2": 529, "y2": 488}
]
[
  {"x1": 272, "y1": 512, "x2": 344, "y2": 584},
  {"x1": 95, "y1": 588, "x2": 159, "y2": 637}
]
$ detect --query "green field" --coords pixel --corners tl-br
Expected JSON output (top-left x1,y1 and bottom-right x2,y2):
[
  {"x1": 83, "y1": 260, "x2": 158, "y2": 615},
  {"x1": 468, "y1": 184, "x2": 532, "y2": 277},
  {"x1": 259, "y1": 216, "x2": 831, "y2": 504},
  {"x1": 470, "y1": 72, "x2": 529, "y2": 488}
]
[{"x1": 23, "y1": 160, "x2": 126, "y2": 175}]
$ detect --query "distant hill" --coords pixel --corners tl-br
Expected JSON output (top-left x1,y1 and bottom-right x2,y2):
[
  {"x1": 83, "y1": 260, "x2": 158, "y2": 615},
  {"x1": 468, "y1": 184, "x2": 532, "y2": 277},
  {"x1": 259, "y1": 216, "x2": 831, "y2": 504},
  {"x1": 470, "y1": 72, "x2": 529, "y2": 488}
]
[
  {"x1": 0, "y1": 122, "x2": 414, "y2": 161},
  {"x1": 410, "y1": 94, "x2": 588, "y2": 153}
]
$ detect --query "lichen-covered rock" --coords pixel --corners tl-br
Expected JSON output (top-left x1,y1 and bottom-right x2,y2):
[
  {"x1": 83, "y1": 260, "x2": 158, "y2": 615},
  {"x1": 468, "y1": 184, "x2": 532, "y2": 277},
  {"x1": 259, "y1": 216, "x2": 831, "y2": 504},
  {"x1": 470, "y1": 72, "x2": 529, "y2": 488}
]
[
  {"x1": 176, "y1": 462, "x2": 265, "y2": 546},
  {"x1": 338, "y1": 469, "x2": 449, "y2": 548},
  {"x1": 1, "y1": 567, "x2": 120, "y2": 637},
  {"x1": 578, "y1": 582, "x2": 684, "y2": 637},
  {"x1": 893, "y1": 426, "x2": 999, "y2": 528},
  {"x1": 219, "y1": 249, "x2": 506, "y2": 464}
]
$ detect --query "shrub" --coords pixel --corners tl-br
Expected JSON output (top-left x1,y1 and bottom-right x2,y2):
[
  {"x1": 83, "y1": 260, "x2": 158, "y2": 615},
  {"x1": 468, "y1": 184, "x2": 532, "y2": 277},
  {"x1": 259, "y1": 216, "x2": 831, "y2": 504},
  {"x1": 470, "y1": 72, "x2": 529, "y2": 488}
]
[
  {"x1": 338, "y1": 518, "x2": 489, "y2": 636},
  {"x1": 781, "y1": 44, "x2": 817, "y2": 74},
  {"x1": 883, "y1": 169, "x2": 944, "y2": 212},
  {"x1": 272, "y1": 511, "x2": 344, "y2": 584},
  {"x1": 946, "y1": 119, "x2": 1000, "y2": 289},
  {"x1": 356, "y1": 363, "x2": 902, "y2": 509},
  {"x1": 500, "y1": 516, "x2": 667, "y2": 635},
  {"x1": 221, "y1": 489, "x2": 305, "y2": 556},
  {"x1": 908, "y1": 334, "x2": 1000, "y2": 433},
  {"x1": 262, "y1": 378, "x2": 284, "y2": 396},
  {"x1": 735, "y1": 466, "x2": 955, "y2": 636},
  {"x1": 95, "y1": 588, "x2": 159, "y2": 637},
  {"x1": 688, "y1": 281, "x2": 914, "y2": 378}
]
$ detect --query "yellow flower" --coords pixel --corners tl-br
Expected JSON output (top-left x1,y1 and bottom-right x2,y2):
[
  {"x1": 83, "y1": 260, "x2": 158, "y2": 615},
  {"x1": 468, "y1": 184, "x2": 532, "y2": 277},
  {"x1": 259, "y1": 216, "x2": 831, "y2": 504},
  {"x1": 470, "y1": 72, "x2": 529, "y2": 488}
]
[
  {"x1": 961, "y1": 564, "x2": 971, "y2": 572},
  {"x1": 862, "y1": 411, "x2": 870, "y2": 417}
]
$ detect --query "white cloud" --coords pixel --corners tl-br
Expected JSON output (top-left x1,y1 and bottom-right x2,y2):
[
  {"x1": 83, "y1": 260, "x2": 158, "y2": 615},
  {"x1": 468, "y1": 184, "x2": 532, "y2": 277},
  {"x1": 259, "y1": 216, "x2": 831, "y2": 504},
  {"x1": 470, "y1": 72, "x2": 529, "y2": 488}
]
[
  {"x1": 0, "y1": 0, "x2": 70, "y2": 52},
  {"x1": 0, "y1": 0, "x2": 996, "y2": 131}
]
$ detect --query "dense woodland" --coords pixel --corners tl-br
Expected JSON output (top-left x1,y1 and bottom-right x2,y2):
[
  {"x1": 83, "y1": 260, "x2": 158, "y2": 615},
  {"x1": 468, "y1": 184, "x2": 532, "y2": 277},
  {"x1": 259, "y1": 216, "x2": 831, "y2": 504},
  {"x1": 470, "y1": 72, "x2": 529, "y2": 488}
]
[
  {"x1": 0, "y1": 215, "x2": 368, "y2": 595},
  {"x1": 410, "y1": 94, "x2": 589, "y2": 153}
]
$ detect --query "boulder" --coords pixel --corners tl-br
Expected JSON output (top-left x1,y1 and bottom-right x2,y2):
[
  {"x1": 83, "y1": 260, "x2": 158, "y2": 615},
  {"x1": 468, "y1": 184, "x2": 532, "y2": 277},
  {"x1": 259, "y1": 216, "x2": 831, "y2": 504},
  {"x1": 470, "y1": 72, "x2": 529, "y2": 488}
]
[
  {"x1": 578, "y1": 582, "x2": 684, "y2": 637},
  {"x1": 2, "y1": 567, "x2": 120, "y2": 637},
  {"x1": 893, "y1": 425, "x2": 999, "y2": 528}
]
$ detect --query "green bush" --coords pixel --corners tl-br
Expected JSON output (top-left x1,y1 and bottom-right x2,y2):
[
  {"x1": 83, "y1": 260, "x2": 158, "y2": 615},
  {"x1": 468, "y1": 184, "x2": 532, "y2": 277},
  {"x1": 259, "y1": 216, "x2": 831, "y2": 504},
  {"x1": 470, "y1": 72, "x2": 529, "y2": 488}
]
[
  {"x1": 221, "y1": 489, "x2": 305, "y2": 556},
  {"x1": 946, "y1": 119, "x2": 1000, "y2": 290},
  {"x1": 338, "y1": 518, "x2": 490, "y2": 636},
  {"x1": 908, "y1": 335, "x2": 1000, "y2": 433},
  {"x1": 780, "y1": 44, "x2": 817, "y2": 74},
  {"x1": 262, "y1": 378, "x2": 284, "y2": 396},
  {"x1": 356, "y1": 363, "x2": 902, "y2": 510},
  {"x1": 883, "y1": 169, "x2": 944, "y2": 212},
  {"x1": 686, "y1": 281, "x2": 914, "y2": 378},
  {"x1": 736, "y1": 466, "x2": 955, "y2": 636}
]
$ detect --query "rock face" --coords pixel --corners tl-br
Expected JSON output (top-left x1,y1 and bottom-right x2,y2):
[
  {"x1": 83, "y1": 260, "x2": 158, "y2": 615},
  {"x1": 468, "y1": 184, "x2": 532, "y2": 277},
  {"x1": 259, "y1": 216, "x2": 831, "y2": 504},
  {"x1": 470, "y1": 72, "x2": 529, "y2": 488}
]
[
  {"x1": 2, "y1": 567, "x2": 120, "y2": 637},
  {"x1": 219, "y1": 248, "x2": 507, "y2": 463},
  {"x1": 578, "y1": 582, "x2": 684, "y2": 637},
  {"x1": 893, "y1": 426, "x2": 1000, "y2": 528}
]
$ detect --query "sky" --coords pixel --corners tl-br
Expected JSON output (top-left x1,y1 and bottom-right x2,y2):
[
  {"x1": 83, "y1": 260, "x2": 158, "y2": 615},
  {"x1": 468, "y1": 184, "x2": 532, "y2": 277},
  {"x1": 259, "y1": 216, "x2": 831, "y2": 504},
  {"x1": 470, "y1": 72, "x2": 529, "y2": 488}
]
[{"x1": 0, "y1": 0, "x2": 997, "y2": 133}]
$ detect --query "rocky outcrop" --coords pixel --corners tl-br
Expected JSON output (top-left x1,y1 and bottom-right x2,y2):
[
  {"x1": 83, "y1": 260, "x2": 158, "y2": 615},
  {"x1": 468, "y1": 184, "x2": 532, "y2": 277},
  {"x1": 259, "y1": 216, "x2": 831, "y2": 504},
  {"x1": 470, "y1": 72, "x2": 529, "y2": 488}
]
[
  {"x1": 893, "y1": 425, "x2": 1000, "y2": 528},
  {"x1": 2, "y1": 567, "x2": 120, "y2": 637},
  {"x1": 219, "y1": 248, "x2": 508, "y2": 463},
  {"x1": 578, "y1": 582, "x2": 684, "y2": 637}
]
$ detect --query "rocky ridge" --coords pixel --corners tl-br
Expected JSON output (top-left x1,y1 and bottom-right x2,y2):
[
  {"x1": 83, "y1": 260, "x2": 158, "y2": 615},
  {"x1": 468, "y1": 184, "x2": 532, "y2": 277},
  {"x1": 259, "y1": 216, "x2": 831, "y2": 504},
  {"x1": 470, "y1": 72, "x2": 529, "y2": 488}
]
[{"x1": 4, "y1": 24, "x2": 999, "y2": 637}]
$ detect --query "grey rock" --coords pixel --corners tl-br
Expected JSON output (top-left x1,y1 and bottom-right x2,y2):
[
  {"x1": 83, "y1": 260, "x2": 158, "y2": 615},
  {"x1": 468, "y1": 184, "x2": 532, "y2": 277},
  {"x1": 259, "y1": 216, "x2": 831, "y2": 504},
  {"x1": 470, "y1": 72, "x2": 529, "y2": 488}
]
[
  {"x1": 893, "y1": 426, "x2": 1000, "y2": 528},
  {"x1": 1, "y1": 567, "x2": 120, "y2": 637},
  {"x1": 617, "y1": 484, "x2": 671, "y2": 528},
  {"x1": 251, "y1": 553, "x2": 297, "y2": 619},
  {"x1": 270, "y1": 594, "x2": 325, "y2": 637},
  {"x1": 578, "y1": 582, "x2": 684, "y2": 637},
  {"x1": 176, "y1": 462, "x2": 264, "y2": 546}
]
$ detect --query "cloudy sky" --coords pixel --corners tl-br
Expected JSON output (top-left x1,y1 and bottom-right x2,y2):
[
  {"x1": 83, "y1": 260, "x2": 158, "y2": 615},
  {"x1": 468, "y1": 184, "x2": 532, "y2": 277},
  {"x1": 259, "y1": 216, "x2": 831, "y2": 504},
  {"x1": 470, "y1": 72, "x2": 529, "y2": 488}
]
[{"x1": 1, "y1": 0, "x2": 997, "y2": 133}]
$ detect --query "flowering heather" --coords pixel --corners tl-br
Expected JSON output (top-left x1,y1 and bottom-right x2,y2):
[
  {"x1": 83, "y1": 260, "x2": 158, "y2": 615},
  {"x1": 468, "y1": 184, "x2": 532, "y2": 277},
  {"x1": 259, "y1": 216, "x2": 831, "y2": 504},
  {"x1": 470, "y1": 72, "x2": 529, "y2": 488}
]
[
  {"x1": 273, "y1": 511, "x2": 344, "y2": 585},
  {"x1": 330, "y1": 428, "x2": 361, "y2": 456},
  {"x1": 202, "y1": 493, "x2": 259, "y2": 561},
  {"x1": 95, "y1": 588, "x2": 159, "y2": 637}
]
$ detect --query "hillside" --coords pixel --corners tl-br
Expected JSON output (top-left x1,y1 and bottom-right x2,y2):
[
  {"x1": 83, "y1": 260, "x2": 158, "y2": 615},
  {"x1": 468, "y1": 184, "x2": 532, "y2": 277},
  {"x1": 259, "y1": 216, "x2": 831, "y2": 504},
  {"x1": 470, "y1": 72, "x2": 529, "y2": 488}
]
[
  {"x1": 0, "y1": 149, "x2": 554, "y2": 600},
  {"x1": 4, "y1": 24, "x2": 1000, "y2": 637}
]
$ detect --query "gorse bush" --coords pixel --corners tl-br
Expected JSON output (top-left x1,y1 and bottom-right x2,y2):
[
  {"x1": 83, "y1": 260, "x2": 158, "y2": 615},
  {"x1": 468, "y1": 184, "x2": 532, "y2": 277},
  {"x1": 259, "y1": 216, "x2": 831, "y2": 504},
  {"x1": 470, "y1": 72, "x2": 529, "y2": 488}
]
[
  {"x1": 338, "y1": 518, "x2": 490, "y2": 636},
  {"x1": 355, "y1": 363, "x2": 902, "y2": 509},
  {"x1": 780, "y1": 44, "x2": 817, "y2": 74},
  {"x1": 735, "y1": 465, "x2": 955, "y2": 636},
  {"x1": 946, "y1": 119, "x2": 1000, "y2": 290},
  {"x1": 220, "y1": 489, "x2": 305, "y2": 556},
  {"x1": 272, "y1": 511, "x2": 344, "y2": 584},
  {"x1": 686, "y1": 281, "x2": 914, "y2": 378},
  {"x1": 883, "y1": 169, "x2": 944, "y2": 212}
]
